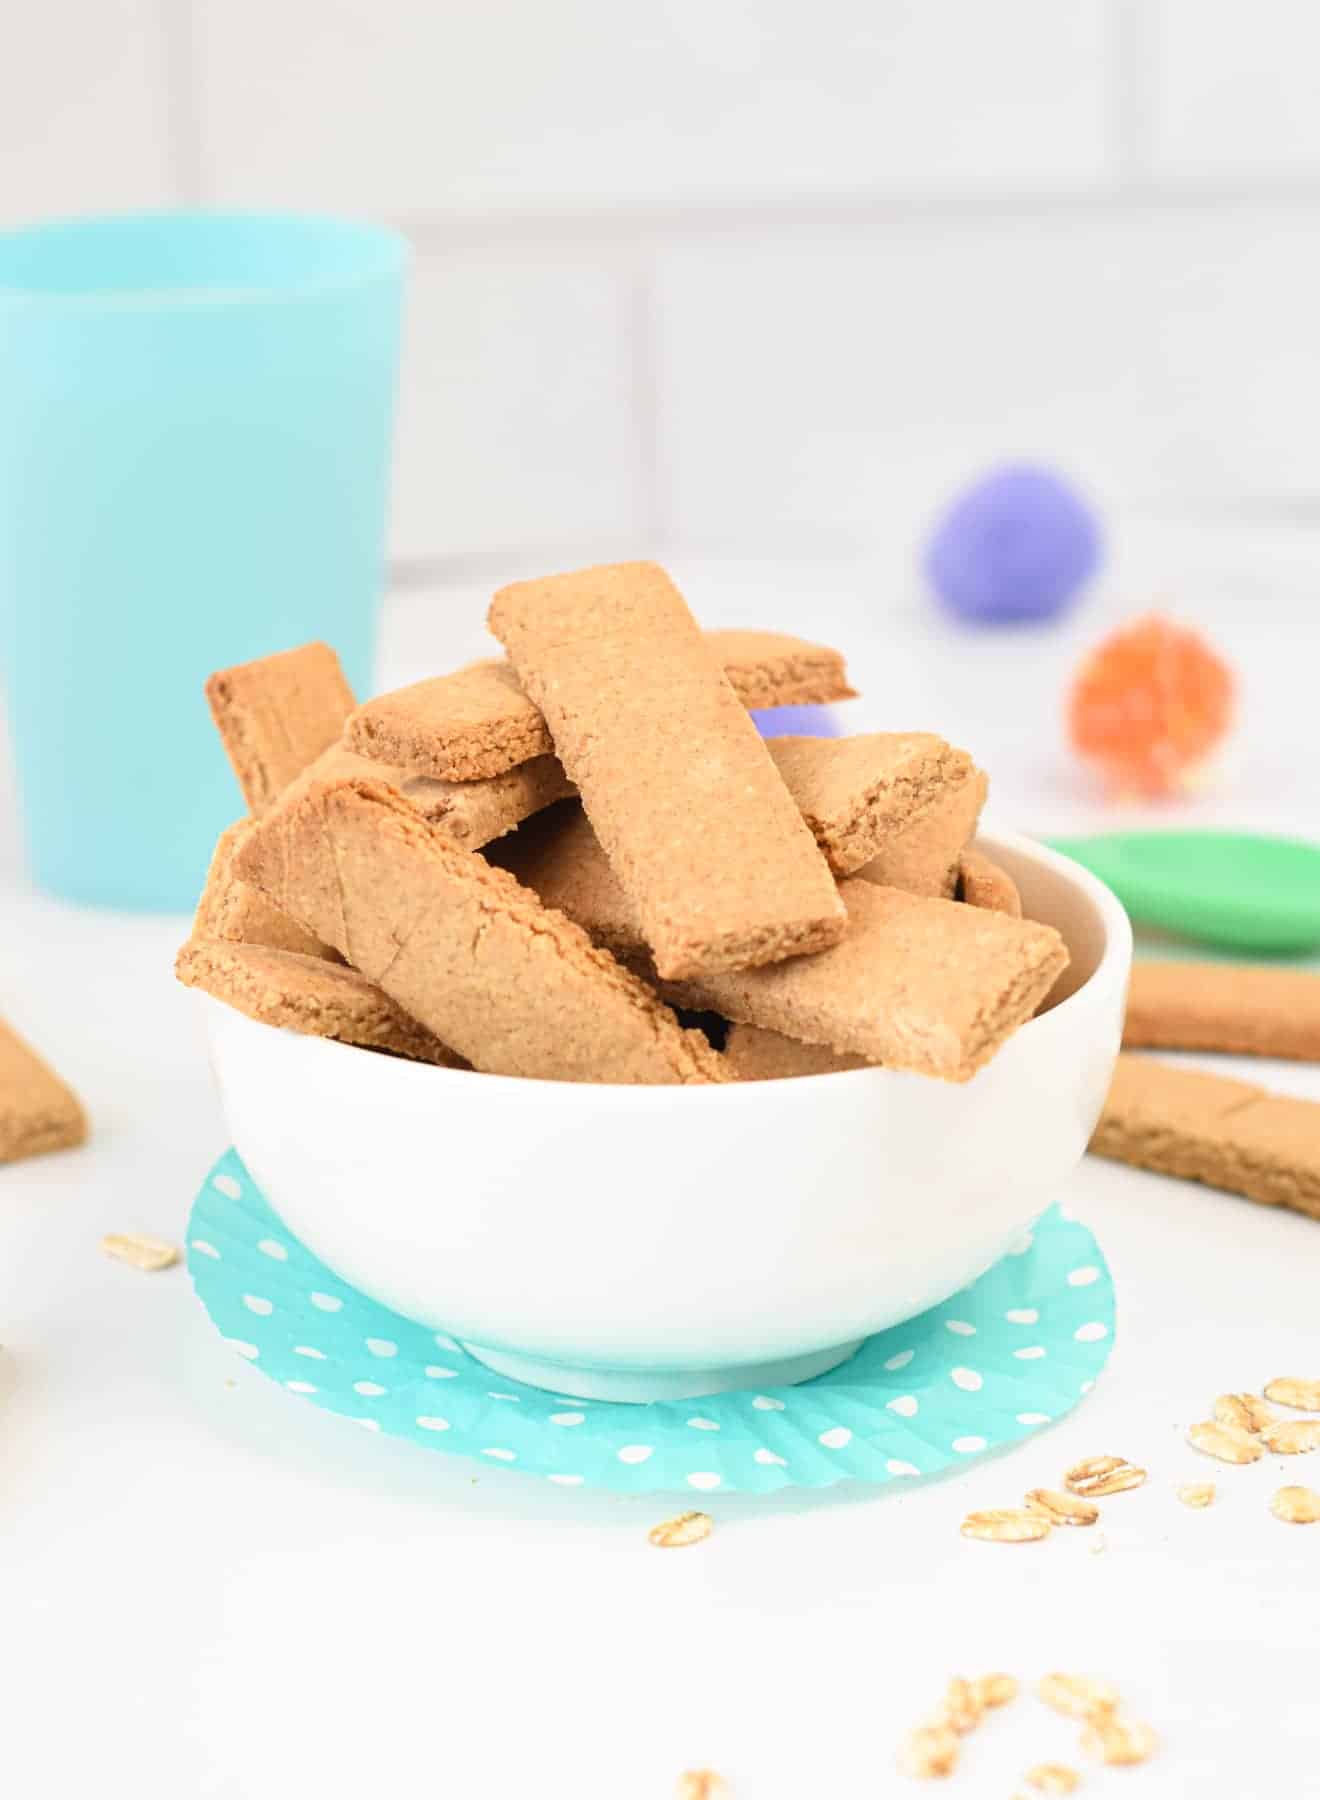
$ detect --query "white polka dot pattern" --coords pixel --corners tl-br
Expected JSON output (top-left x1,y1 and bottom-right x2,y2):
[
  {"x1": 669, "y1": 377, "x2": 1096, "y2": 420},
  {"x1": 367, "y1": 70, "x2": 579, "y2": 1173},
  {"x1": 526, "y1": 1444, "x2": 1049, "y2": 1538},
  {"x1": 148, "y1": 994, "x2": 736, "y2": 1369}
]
[{"x1": 188, "y1": 1150, "x2": 1115, "y2": 1496}]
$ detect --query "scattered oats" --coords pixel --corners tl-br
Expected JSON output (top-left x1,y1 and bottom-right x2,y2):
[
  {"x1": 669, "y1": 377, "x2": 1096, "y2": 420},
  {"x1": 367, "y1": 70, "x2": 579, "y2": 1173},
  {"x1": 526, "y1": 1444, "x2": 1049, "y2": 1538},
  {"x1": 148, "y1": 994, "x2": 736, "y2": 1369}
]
[
  {"x1": 1063, "y1": 1455, "x2": 1146, "y2": 1497},
  {"x1": 1187, "y1": 1419, "x2": 1263, "y2": 1465},
  {"x1": 939, "y1": 1677, "x2": 984, "y2": 1735},
  {"x1": 1260, "y1": 1418, "x2": 1320, "y2": 1456},
  {"x1": 101, "y1": 1232, "x2": 180, "y2": 1272},
  {"x1": 1088, "y1": 1532, "x2": 1109, "y2": 1555},
  {"x1": 1263, "y1": 1377, "x2": 1320, "y2": 1413},
  {"x1": 676, "y1": 1772, "x2": 731, "y2": 1800},
  {"x1": 975, "y1": 1672, "x2": 1019, "y2": 1710},
  {"x1": 897, "y1": 1724, "x2": 959, "y2": 1780},
  {"x1": 1271, "y1": 1485, "x2": 1320, "y2": 1524},
  {"x1": 1024, "y1": 1764, "x2": 1081, "y2": 1796},
  {"x1": 1177, "y1": 1481, "x2": 1216, "y2": 1509},
  {"x1": 1037, "y1": 1672, "x2": 1120, "y2": 1721},
  {"x1": 649, "y1": 1511, "x2": 714, "y2": 1550},
  {"x1": 1025, "y1": 1487, "x2": 1100, "y2": 1527},
  {"x1": 960, "y1": 1508, "x2": 1052, "y2": 1544},
  {"x1": 1213, "y1": 1393, "x2": 1274, "y2": 1434},
  {"x1": 1082, "y1": 1717, "x2": 1158, "y2": 1766}
]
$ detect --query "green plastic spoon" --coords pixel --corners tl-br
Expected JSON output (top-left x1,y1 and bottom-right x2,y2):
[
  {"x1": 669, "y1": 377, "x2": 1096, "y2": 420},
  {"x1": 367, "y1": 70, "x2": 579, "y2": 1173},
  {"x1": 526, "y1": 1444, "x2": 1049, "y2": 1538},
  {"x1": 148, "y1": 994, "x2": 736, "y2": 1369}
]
[{"x1": 1045, "y1": 830, "x2": 1320, "y2": 955}]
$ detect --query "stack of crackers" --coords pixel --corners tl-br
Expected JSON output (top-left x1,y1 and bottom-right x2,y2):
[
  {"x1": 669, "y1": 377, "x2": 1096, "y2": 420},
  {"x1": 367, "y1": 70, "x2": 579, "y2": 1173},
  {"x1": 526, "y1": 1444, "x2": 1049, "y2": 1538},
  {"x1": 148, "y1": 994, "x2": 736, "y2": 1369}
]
[{"x1": 177, "y1": 562, "x2": 1069, "y2": 1086}]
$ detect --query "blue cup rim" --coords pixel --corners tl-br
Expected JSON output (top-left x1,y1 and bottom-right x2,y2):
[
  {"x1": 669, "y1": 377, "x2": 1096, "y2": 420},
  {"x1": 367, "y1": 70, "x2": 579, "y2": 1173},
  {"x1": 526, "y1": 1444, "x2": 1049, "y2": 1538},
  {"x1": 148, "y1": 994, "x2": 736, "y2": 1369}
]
[{"x1": 0, "y1": 209, "x2": 410, "y2": 309}]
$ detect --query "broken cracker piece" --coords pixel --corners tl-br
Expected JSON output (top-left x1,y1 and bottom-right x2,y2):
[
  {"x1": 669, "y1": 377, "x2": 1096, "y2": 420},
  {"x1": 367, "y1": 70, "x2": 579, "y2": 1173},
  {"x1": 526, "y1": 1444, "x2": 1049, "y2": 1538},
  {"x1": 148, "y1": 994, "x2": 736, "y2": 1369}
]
[
  {"x1": 205, "y1": 641, "x2": 356, "y2": 813},
  {"x1": 0, "y1": 1019, "x2": 87, "y2": 1165},
  {"x1": 176, "y1": 938, "x2": 464, "y2": 1067},
  {"x1": 489, "y1": 561, "x2": 845, "y2": 980},
  {"x1": 235, "y1": 778, "x2": 726, "y2": 1085},
  {"x1": 764, "y1": 732, "x2": 973, "y2": 877},
  {"x1": 859, "y1": 767, "x2": 987, "y2": 898}
]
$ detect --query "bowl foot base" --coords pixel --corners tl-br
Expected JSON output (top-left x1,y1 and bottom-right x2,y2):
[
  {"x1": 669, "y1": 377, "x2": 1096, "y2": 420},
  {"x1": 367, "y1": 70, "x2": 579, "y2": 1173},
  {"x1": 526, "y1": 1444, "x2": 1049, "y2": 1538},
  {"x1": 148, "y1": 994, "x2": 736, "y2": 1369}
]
[{"x1": 460, "y1": 1337, "x2": 864, "y2": 1404}]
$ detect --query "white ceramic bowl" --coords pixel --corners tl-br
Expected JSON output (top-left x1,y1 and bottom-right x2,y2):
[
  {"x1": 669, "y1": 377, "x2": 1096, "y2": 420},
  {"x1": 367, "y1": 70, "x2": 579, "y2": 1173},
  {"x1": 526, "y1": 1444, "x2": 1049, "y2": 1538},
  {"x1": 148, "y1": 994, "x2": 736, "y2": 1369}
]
[{"x1": 203, "y1": 830, "x2": 1131, "y2": 1402}]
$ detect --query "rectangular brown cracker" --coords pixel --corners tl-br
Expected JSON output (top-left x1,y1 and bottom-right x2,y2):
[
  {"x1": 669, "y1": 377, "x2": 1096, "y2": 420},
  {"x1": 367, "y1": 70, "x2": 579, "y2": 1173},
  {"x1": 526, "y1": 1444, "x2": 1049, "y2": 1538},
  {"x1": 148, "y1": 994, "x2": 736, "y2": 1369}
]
[
  {"x1": 194, "y1": 821, "x2": 338, "y2": 961},
  {"x1": 669, "y1": 880, "x2": 1068, "y2": 1080},
  {"x1": 706, "y1": 628, "x2": 857, "y2": 710},
  {"x1": 234, "y1": 778, "x2": 727, "y2": 1085},
  {"x1": 958, "y1": 849, "x2": 1023, "y2": 918},
  {"x1": 487, "y1": 801, "x2": 643, "y2": 960},
  {"x1": 345, "y1": 628, "x2": 855, "y2": 783},
  {"x1": 0, "y1": 1019, "x2": 87, "y2": 1163},
  {"x1": 1090, "y1": 1053, "x2": 1320, "y2": 1220},
  {"x1": 488, "y1": 561, "x2": 846, "y2": 980},
  {"x1": 176, "y1": 939, "x2": 465, "y2": 1067},
  {"x1": 859, "y1": 767, "x2": 987, "y2": 898},
  {"x1": 490, "y1": 736, "x2": 966, "y2": 883},
  {"x1": 724, "y1": 1022, "x2": 867, "y2": 1081},
  {"x1": 496, "y1": 804, "x2": 1067, "y2": 1081},
  {"x1": 280, "y1": 741, "x2": 574, "y2": 851},
  {"x1": 1123, "y1": 961, "x2": 1320, "y2": 1062},
  {"x1": 205, "y1": 641, "x2": 356, "y2": 812},
  {"x1": 766, "y1": 733, "x2": 973, "y2": 877}
]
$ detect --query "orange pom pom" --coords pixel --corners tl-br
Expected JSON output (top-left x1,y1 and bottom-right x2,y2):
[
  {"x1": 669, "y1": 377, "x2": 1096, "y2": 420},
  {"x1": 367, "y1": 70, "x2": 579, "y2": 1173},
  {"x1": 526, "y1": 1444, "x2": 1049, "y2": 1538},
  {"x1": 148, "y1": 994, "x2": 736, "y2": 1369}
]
[{"x1": 1067, "y1": 613, "x2": 1235, "y2": 797}]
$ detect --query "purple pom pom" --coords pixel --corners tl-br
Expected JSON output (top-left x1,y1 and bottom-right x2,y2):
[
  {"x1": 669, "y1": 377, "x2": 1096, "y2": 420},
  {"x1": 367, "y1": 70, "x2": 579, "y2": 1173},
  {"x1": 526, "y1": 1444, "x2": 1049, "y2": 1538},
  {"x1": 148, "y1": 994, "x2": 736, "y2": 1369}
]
[
  {"x1": 924, "y1": 463, "x2": 1102, "y2": 626},
  {"x1": 751, "y1": 704, "x2": 840, "y2": 739}
]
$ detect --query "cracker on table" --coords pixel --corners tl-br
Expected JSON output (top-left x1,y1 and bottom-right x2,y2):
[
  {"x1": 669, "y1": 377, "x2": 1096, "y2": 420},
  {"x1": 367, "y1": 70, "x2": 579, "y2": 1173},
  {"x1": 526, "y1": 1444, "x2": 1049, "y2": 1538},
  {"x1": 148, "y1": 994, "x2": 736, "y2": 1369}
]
[
  {"x1": 1089, "y1": 1053, "x2": 1320, "y2": 1221},
  {"x1": 1123, "y1": 960, "x2": 1320, "y2": 1061},
  {"x1": 0, "y1": 1019, "x2": 87, "y2": 1164}
]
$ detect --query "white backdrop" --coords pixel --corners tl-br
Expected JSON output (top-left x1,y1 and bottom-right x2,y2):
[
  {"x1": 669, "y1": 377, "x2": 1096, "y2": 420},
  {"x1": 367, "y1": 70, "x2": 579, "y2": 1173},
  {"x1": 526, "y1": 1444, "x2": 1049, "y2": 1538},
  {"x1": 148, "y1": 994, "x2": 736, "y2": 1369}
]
[{"x1": 5, "y1": 1, "x2": 1320, "y2": 571}]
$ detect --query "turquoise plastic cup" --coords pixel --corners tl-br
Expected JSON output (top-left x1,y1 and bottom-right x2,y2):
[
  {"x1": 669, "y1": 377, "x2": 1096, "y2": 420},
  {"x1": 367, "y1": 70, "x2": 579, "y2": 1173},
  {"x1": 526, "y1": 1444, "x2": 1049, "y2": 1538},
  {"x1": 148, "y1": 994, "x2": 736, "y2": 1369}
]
[{"x1": 0, "y1": 211, "x2": 408, "y2": 911}]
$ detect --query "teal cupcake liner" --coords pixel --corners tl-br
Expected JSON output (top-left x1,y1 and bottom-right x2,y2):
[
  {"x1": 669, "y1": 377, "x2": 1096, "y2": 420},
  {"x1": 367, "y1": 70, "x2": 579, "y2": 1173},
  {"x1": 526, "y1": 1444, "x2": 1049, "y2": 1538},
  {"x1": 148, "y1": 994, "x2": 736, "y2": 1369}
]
[{"x1": 188, "y1": 1150, "x2": 1115, "y2": 1496}]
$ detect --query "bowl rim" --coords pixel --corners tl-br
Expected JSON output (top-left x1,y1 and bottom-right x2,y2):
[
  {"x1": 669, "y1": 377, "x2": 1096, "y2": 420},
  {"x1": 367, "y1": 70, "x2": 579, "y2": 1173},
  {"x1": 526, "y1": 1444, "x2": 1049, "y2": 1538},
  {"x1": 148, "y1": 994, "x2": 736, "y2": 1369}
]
[{"x1": 203, "y1": 824, "x2": 1131, "y2": 1103}]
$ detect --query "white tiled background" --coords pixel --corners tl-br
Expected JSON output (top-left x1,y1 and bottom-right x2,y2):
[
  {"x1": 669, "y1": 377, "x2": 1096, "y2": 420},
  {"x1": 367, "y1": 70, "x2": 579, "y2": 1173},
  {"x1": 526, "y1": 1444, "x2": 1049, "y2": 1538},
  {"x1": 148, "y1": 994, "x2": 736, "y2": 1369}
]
[{"x1": 4, "y1": 1, "x2": 1320, "y2": 571}]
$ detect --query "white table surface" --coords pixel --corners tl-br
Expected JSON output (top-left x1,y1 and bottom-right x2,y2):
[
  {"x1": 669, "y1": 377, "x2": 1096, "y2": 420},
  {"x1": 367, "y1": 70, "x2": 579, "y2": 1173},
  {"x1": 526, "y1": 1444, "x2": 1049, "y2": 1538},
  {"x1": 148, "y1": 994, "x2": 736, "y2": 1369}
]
[{"x1": 4, "y1": 530, "x2": 1320, "y2": 1799}]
